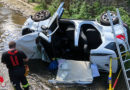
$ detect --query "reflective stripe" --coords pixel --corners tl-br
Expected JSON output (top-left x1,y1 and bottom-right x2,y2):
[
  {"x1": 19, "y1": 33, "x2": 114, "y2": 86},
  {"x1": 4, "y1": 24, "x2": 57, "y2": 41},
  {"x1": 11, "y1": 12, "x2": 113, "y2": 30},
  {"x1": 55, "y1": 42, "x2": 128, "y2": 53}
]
[
  {"x1": 8, "y1": 50, "x2": 18, "y2": 55},
  {"x1": 22, "y1": 83, "x2": 29, "y2": 88},
  {"x1": 15, "y1": 56, "x2": 19, "y2": 65},
  {"x1": 10, "y1": 56, "x2": 16, "y2": 66},
  {"x1": 8, "y1": 50, "x2": 19, "y2": 66}
]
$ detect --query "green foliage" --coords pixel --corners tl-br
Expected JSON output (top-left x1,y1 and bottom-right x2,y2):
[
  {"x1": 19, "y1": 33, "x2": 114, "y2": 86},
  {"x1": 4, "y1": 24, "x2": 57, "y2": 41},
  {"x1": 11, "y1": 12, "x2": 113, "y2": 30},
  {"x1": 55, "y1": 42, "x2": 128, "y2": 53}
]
[
  {"x1": 125, "y1": 53, "x2": 130, "y2": 69},
  {"x1": 68, "y1": 1, "x2": 88, "y2": 19},
  {"x1": 48, "y1": 0, "x2": 60, "y2": 15},
  {"x1": 33, "y1": 0, "x2": 130, "y2": 28},
  {"x1": 62, "y1": 9, "x2": 70, "y2": 18},
  {"x1": 119, "y1": 8, "x2": 130, "y2": 28},
  {"x1": 34, "y1": 0, "x2": 47, "y2": 11},
  {"x1": 67, "y1": 1, "x2": 116, "y2": 20},
  {"x1": 68, "y1": 0, "x2": 82, "y2": 18},
  {"x1": 77, "y1": 2, "x2": 88, "y2": 19},
  {"x1": 34, "y1": 4, "x2": 44, "y2": 11}
]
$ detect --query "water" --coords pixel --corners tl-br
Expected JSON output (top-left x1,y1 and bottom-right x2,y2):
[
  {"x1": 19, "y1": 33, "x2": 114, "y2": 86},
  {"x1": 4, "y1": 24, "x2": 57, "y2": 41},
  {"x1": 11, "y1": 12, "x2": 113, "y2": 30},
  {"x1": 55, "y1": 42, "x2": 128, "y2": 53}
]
[{"x1": 0, "y1": 5, "x2": 26, "y2": 50}]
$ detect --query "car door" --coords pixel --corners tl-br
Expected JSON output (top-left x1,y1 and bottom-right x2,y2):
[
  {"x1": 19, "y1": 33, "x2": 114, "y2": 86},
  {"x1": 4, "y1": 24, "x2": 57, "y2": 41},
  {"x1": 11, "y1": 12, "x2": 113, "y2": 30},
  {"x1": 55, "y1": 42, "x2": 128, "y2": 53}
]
[{"x1": 39, "y1": 2, "x2": 64, "y2": 43}]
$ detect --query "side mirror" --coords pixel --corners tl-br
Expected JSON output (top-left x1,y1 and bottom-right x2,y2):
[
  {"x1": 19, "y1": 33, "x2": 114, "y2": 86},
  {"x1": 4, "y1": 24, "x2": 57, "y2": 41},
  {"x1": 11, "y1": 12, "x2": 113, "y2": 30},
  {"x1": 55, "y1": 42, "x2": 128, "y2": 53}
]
[{"x1": 41, "y1": 25, "x2": 48, "y2": 30}]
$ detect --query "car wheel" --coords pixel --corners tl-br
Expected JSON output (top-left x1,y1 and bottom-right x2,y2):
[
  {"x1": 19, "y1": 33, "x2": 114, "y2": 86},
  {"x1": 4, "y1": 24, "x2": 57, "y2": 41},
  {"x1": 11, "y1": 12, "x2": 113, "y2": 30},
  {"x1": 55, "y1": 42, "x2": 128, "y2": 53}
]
[
  {"x1": 22, "y1": 28, "x2": 34, "y2": 35},
  {"x1": 32, "y1": 10, "x2": 51, "y2": 22},
  {"x1": 100, "y1": 12, "x2": 119, "y2": 26}
]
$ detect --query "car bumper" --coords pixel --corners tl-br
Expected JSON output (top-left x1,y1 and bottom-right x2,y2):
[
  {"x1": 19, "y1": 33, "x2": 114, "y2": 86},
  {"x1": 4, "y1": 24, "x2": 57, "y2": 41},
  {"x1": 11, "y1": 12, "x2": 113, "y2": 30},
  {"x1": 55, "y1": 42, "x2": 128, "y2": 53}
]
[{"x1": 90, "y1": 48, "x2": 118, "y2": 73}]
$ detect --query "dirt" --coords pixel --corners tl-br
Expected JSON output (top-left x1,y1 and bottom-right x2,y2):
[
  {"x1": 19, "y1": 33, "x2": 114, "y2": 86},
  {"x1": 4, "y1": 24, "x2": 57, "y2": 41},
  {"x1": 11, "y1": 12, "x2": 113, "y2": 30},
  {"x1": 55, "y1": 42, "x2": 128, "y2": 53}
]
[{"x1": 0, "y1": 0, "x2": 36, "y2": 18}]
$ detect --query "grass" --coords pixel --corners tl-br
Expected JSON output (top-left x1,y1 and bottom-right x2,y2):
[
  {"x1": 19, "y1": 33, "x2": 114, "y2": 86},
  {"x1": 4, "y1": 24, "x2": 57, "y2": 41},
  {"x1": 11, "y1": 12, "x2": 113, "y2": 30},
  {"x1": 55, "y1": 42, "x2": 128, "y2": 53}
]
[
  {"x1": 34, "y1": 4, "x2": 44, "y2": 11},
  {"x1": 125, "y1": 53, "x2": 130, "y2": 69}
]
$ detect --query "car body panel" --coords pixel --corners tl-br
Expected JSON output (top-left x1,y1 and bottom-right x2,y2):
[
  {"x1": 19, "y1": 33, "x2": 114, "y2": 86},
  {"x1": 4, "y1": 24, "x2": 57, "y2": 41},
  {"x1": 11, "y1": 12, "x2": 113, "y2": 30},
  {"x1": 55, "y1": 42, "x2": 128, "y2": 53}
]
[{"x1": 19, "y1": 3, "x2": 129, "y2": 73}]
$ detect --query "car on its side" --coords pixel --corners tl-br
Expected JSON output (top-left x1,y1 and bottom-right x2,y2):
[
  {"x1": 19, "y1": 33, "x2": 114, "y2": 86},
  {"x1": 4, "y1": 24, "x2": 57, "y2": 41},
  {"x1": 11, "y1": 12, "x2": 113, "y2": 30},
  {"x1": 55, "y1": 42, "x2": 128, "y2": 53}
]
[{"x1": 21, "y1": 2, "x2": 129, "y2": 73}]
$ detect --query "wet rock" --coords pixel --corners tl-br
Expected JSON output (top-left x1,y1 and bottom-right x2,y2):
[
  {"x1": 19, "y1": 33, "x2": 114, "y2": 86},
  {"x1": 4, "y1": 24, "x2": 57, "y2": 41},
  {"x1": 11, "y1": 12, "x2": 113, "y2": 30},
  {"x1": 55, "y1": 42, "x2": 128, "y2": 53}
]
[
  {"x1": 0, "y1": 39, "x2": 2, "y2": 42},
  {"x1": 4, "y1": 32, "x2": 9, "y2": 36}
]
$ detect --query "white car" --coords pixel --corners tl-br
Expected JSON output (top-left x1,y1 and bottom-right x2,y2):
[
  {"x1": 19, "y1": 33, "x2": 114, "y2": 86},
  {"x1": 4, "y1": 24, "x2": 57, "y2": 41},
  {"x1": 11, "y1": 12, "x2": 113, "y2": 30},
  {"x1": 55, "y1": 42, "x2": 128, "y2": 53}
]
[{"x1": 20, "y1": 2, "x2": 129, "y2": 73}]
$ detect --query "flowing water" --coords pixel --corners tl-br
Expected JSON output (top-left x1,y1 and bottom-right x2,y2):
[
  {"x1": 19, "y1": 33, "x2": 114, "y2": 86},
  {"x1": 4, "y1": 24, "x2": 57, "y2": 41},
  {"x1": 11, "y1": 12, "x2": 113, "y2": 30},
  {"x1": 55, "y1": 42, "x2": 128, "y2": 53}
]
[{"x1": 0, "y1": 3, "x2": 127, "y2": 90}]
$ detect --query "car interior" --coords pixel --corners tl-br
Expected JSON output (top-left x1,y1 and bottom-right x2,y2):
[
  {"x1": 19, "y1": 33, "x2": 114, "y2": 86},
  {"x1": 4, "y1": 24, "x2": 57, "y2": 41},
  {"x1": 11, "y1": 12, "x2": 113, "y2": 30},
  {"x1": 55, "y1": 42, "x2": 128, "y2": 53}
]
[{"x1": 38, "y1": 19, "x2": 102, "y2": 61}]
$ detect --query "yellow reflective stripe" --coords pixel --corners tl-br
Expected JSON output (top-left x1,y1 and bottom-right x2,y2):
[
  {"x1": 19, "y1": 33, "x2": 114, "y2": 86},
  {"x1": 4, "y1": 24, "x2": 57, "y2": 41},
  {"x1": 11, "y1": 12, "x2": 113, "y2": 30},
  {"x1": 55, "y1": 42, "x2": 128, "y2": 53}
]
[{"x1": 22, "y1": 83, "x2": 29, "y2": 88}]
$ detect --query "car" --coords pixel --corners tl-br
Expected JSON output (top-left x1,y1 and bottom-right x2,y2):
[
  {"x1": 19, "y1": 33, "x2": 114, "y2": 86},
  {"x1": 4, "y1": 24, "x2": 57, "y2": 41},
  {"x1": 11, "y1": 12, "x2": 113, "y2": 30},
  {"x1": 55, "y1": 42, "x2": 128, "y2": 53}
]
[{"x1": 19, "y1": 2, "x2": 129, "y2": 73}]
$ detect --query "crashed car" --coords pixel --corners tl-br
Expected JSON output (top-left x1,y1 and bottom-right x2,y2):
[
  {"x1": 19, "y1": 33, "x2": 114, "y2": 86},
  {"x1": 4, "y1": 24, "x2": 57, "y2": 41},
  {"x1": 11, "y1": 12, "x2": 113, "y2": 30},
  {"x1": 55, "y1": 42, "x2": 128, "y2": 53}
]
[{"x1": 17, "y1": 2, "x2": 129, "y2": 73}]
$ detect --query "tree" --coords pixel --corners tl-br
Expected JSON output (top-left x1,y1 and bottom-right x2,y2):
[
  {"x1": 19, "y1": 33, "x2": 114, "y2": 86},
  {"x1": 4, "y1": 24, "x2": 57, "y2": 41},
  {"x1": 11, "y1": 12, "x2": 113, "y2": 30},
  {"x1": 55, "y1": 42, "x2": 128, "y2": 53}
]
[
  {"x1": 33, "y1": 0, "x2": 130, "y2": 29},
  {"x1": 48, "y1": 0, "x2": 60, "y2": 15},
  {"x1": 32, "y1": 0, "x2": 35, "y2": 2},
  {"x1": 34, "y1": 0, "x2": 47, "y2": 11}
]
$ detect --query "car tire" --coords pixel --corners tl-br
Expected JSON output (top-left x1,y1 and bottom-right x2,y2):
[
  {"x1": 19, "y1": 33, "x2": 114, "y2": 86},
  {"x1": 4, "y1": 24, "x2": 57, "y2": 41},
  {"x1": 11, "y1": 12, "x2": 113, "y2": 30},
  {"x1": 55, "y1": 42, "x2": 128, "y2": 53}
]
[
  {"x1": 100, "y1": 12, "x2": 119, "y2": 26},
  {"x1": 22, "y1": 28, "x2": 34, "y2": 35},
  {"x1": 32, "y1": 10, "x2": 51, "y2": 22}
]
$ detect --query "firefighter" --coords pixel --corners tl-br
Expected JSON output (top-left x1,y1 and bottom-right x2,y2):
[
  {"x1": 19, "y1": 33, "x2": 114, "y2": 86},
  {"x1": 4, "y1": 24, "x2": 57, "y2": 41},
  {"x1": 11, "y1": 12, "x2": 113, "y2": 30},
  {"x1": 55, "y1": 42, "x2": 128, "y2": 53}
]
[{"x1": 1, "y1": 41, "x2": 29, "y2": 90}]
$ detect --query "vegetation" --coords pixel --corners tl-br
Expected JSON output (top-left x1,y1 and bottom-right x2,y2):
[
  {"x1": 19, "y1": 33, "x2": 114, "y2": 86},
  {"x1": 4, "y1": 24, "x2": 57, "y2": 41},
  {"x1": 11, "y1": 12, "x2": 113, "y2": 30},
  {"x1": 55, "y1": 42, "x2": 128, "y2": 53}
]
[
  {"x1": 29, "y1": 0, "x2": 130, "y2": 28},
  {"x1": 125, "y1": 53, "x2": 130, "y2": 69},
  {"x1": 34, "y1": 0, "x2": 47, "y2": 11}
]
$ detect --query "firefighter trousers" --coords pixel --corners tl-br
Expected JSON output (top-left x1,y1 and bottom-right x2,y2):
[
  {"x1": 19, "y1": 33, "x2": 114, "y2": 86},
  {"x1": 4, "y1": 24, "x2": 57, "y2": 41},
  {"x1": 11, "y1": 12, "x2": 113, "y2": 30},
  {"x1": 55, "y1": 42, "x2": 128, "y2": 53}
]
[{"x1": 9, "y1": 67, "x2": 29, "y2": 90}]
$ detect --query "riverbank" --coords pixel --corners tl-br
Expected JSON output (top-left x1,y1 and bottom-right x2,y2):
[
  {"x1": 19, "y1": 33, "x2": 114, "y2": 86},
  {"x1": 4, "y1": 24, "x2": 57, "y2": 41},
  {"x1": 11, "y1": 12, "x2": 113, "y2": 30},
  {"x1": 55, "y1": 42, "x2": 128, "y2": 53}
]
[
  {"x1": 0, "y1": 0, "x2": 36, "y2": 17},
  {"x1": 0, "y1": 4, "x2": 52, "y2": 89}
]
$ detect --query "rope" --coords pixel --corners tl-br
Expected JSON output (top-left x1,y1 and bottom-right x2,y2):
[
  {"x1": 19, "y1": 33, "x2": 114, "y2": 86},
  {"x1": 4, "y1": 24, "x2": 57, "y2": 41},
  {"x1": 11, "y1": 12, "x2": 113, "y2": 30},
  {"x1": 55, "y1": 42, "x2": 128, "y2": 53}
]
[
  {"x1": 112, "y1": 69, "x2": 122, "y2": 89},
  {"x1": 108, "y1": 52, "x2": 129, "y2": 90},
  {"x1": 109, "y1": 57, "x2": 113, "y2": 90},
  {"x1": 113, "y1": 52, "x2": 129, "y2": 60}
]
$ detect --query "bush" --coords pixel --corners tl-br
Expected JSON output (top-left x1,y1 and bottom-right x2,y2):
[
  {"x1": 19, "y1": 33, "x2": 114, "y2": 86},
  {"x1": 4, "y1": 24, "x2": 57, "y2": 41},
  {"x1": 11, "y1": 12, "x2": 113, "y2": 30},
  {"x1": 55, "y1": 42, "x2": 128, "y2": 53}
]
[
  {"x1": 48, "y1": 0, "x2": 60, "y2": 15},
  {"x1": 33, "y1": 0, "x2": 130, "y2": 28},
  {"x1": 34, "y1": 0, "x2": 47, "y2": 11}
]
